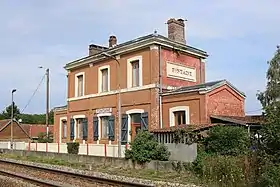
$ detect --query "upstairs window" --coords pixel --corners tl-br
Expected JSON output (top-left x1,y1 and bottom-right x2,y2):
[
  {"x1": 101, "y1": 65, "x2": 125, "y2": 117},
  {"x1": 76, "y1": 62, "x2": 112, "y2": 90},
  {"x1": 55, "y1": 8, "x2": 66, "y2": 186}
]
[
  {"x1": 101, "y1": 68, "x2": 109, "y2": 92},
  {"x1": 169, "y1": 106, "x2": 189, "y2": 127},
  {"x1": 75, "y1": 72, "x2": 85, "y2": 97},
  {"x1": 131, "y1": 61, "x2": 140, "y2": 87}
]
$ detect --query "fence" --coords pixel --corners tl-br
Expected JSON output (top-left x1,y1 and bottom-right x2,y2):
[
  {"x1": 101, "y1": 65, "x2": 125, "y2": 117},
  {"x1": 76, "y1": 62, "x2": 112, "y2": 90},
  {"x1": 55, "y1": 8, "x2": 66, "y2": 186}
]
[{"x1": 0, "y1": 142, "x2": 128, "y2": 158}]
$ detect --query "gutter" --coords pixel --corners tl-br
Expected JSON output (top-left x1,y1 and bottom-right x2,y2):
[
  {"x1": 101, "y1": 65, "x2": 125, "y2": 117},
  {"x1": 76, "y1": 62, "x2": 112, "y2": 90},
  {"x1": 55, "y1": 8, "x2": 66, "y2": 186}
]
[{"x1": 159, "y1": 45, "x2": 163, "y2": 129}]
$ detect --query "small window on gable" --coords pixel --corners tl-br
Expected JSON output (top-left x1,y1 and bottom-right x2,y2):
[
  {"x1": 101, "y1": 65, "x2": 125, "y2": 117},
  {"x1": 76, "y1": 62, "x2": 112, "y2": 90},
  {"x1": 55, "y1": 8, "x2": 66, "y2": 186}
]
[
  {"x1": 174, "y1": 111, "x2": 186, "y2": 126},
  {"x1": 77, "y1": 75, "x2": 84, "y2": 97},
  {"x1": 131, "y1": 60, "x2": 140, "y2": 87},
  {"x1": 101, "y1": 68, "x2": 109, "y2": 92}
]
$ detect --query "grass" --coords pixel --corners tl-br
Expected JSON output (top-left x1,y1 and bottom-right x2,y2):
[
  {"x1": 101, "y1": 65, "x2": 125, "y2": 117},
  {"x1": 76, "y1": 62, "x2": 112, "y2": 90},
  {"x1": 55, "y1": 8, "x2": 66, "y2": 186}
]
[{"x1": 0, "y1": 153, "x2": 204, "y2": 186}]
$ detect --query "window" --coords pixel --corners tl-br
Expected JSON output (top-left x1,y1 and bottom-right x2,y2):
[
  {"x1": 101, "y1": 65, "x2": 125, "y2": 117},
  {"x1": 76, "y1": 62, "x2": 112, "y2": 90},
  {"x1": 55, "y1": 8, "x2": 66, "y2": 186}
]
[
  {"x1": 131, "y1": 60, "x2": 139, "y2": 87},
  {"x1": 75, "y1": 73, "x2": 84, "y2": 97},
  {"x1": 131, "y1": 113, "x2": 141, "y2": 124},
  {"x1": 98, "y1": 65, "x2": 110, "y2": 93},
  {"x1": 101, "y1": 68, "x2": 108, "y2": 92},
  {"x1": 127, "y1": 56, "x2": 142, "y2": 88},
  {"x1": 174, "y1": 111, "x2": 186, "y2": 126},
  {"x1": 76, "y1": 119, "x2": 83, "y2": 139},
  {"x1": 100, "y1": 116, "x2": 109, "y2": 139},
  {"x1": 62, "y1": 120, "x2": 67, "y2": 138}
]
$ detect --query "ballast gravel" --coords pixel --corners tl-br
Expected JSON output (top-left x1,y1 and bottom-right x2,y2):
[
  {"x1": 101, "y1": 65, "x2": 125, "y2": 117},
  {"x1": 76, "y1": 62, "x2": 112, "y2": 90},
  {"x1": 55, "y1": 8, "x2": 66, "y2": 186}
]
[
  {"x1": 0, "y1": 157, "x2": 200, "y2": 187},
  {"x1": 0, "y1": 175, "x2": 38, "y2": 187}
]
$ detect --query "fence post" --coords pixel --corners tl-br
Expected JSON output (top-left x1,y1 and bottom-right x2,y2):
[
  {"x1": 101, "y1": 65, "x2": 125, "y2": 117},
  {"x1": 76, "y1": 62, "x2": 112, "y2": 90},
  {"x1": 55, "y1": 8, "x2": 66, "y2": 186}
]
[
  {"x1": 35, "y1": 142, "x2": 37, "y2": 151},
  {"x1": 58, "y1": 143, "x2": 60, "y2": 154},
  {"x1": 46, "y1": 143, "x2": 48, "y2": 152},
  {"x1": 28, "y1": 142, "x2": 31, "y2": 151},
  {"x1": 87, "y1": 143, "x2": 89, "y2": 155},
  {"x1": 104, "y1": 144, "x2": 107, "y2": 158}
]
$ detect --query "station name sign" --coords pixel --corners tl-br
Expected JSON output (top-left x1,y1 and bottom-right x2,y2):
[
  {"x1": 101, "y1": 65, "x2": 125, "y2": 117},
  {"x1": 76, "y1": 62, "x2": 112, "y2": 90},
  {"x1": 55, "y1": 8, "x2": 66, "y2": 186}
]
[
  {"x1": 96, "y1": 107, "x2": 112, "y2": 114},
  {"x1": 166, "y1": 62, "x2": 196, "y2": 82}
]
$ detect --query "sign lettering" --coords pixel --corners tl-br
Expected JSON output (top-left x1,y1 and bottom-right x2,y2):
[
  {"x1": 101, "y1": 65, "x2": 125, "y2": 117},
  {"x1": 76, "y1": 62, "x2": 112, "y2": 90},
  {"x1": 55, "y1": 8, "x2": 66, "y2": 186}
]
[
  {"x1": 166, "y1": 62, "x2": 196, "y2": 82},
  {"x1": 96, "y1": 108, "x2": 112, "y2": 114}
]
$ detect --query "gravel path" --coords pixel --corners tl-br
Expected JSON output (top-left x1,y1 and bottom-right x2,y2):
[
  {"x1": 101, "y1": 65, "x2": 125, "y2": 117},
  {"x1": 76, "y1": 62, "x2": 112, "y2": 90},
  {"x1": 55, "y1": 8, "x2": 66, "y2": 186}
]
[
  {"x1": 0, "y1": 158, "x2": 200, "y2": 187},
  {"x1": 0, "y1": 175, "x2": 38, "y2": 187}
]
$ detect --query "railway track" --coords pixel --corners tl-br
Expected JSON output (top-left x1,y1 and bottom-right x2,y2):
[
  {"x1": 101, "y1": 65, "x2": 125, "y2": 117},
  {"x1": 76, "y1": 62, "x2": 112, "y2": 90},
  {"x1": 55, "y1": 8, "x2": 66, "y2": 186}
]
[{"x1": 0, "y1": 159, "x2": 154, "y2": 187}]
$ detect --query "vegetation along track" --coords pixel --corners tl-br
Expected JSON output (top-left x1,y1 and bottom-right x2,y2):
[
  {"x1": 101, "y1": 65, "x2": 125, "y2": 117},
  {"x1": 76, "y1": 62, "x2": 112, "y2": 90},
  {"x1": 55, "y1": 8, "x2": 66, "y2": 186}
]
[{"x1": 0, "y1": 159, "x2": 154, "y2": 187}]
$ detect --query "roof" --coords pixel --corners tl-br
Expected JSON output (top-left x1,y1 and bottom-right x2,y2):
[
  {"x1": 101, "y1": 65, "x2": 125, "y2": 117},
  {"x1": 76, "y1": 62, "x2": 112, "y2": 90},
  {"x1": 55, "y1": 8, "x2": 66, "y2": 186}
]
[
  {"x1": 151, "y1": 123, "x2": 222, "y2": 133},
  {"x1": 162, "y1": 79, "x2": 246, "y2": 98},
  {"x1": 65, "y1": 33, "x2": 208, "y2": 70},
  {"x1": 210, "y1": 115, "x2": 265, "y2": 126},
  {"x1": 53, "y1": 105, "x2": 67, "y2": 112}
]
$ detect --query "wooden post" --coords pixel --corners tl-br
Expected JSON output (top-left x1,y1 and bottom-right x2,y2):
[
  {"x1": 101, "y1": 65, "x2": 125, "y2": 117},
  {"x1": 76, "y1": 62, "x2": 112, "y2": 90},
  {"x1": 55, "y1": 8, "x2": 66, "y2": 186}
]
[
  {"x1": 35, "y1": 142, "x2": 37, "y2": 151},
  {"x1": 87, "y1": 143, "x2": 89, "y2": 155},
  {"x1": 58, "y1": 143, "x2": 60, "y2": 153},
  {"x1": 46, "y1": 143, "x2": 48, "y2": 152},
  {"x1": 28, "y1": 142, "x2": 31, "y2": 151}
]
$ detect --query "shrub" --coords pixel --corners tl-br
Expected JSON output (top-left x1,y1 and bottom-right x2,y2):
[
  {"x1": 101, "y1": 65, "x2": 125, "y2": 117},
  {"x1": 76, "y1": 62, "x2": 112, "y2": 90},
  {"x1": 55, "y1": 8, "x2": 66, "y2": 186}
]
[
  {"x1": 259, "y1": 165, "x2": 280, "y2": 187},
  {"x1": 202, "y1": 155, "x2": 246, "y2": 186},
  {"x1": 67, "y1": 142, "x2": 79, "y2": 154},
  {"x1": 37, "y1": 132, "x2": 53, "y2": 143},
  {"x1": 125, "y1": 131, "x2": 170, "y2": 164},
  {"x1": 204, "y1": 126, "x2": 250, "y2": 156}
]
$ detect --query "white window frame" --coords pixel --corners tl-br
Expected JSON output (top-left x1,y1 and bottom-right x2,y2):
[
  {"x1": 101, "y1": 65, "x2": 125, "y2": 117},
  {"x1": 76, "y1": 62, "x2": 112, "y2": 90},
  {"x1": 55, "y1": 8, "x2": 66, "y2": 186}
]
[
  {"x1": 98, "y1": 65, "x2": 110, "y2": 93},
  {"x1": 73, "y1": 114, "x2": 85, "y2": 140},
  {"x1": 127, "y1": 56, "x2": 143, "y2": 88},
  {"x1": 169, "y1": 106, "x2": 190, "y2": 127},
  {"x1": 97, "y1": 113, "x2": 112, "y2": 144},
  {"x1": 126, "y1": 109, "x2": 144, "y2": 143},
  {"x1": 75, "y1": 72, "x2": 85, "y2": 97},
  {"x1": 59, "y1": 117, "x2": 67, "y2": 143}
]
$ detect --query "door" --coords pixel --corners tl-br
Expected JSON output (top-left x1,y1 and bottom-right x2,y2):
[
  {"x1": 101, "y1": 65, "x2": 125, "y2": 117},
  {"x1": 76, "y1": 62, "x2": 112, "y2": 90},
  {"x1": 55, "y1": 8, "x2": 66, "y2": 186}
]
[{"x1": 130, "y1": 113, "x2": 141, "y2": 141}]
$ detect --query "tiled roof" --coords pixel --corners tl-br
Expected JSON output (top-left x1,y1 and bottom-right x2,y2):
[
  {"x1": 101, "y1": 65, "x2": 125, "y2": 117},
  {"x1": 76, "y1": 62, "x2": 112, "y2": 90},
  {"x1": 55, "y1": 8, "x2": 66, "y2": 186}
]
[
  {"x1": 151, "y1": 123, "x2": 222, "y2": 133},
  {"x1": 210, "y1": 115, "x2": 265, "y2": 125}
]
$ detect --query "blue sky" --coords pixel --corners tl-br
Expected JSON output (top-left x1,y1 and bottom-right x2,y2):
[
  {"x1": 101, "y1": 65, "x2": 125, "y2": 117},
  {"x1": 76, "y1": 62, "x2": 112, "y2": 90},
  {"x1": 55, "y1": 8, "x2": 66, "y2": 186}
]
[{"x1": 0, "y1": 0, "x2": 279, "y2": 115}]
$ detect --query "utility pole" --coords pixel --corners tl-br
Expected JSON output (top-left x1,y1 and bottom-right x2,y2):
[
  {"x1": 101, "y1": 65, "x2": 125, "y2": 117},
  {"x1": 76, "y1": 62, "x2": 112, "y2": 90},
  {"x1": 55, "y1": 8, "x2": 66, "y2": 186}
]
[
  {"x1": 46, "y1": 68, "x2": 50, "y2": 138},
  {"x1": 101, "y1": 52, "x2": 122, "y2": 157},
  {"x1": 10, "y1": 89, "x2": 16, "y2": 150}
]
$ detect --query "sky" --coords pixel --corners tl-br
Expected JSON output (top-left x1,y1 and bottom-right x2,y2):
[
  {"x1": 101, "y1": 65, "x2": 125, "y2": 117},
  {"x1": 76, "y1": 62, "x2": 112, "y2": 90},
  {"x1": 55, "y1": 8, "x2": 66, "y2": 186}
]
[{"x1": 0, "y1": 0, "x2": 279, "y2": 115}]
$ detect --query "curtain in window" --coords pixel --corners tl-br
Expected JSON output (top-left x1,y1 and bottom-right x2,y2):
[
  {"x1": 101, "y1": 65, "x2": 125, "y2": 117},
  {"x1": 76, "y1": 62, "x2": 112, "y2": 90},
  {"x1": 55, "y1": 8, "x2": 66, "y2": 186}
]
[
  {"x1": 102, "y1": 69, "x2": 108, "y2": 91},
  {"x1": 63, "y1": 122, "x2": 67, "y2": 138},
  {"x1": 78, "y1": 76, "x2": 83, "y2": 96},
  {"x1": 101, "y1": 117, "x2": 109, "y2": 138},
  {"x1": 132, "y1": 61, "x2": 139, "y2": 87}
]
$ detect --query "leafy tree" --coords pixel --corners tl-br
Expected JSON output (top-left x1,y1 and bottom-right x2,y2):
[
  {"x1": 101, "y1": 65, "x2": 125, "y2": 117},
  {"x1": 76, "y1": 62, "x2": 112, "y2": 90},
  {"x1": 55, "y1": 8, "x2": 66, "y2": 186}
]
[
  {"x1": 257, "y1": 46, "x2": 280, "y2": 163},
  {"x1": 204, "y1": 126, "x2": 250, "y2": 156},
  {"x1": 1, "y1": 102, "x2": 21, "y2": 119},
  {"x1": 125, "y1": 131, "x2": 170, "y2": 164}
]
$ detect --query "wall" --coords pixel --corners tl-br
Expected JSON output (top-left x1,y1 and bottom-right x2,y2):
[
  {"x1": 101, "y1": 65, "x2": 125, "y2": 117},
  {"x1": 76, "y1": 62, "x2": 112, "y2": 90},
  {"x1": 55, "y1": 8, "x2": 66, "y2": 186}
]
[
  {"x1": 0, "y1": 123, "x2": 29, "y2": 141},
  {"x1": 206, "y1": 85, "x2": 245, "y2": 119},
  {"x1": 161, "y1": 48, "x2": 204, "y2": 87},
  {"x1": 162, "y1": 92, "x2": 206, "y2": 128}
]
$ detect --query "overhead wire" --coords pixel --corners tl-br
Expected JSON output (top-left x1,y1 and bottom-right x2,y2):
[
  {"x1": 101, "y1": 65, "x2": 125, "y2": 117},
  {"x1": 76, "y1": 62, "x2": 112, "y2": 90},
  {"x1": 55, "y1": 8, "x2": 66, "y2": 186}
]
[{"x1": 21, "y1": 73, "x2": 46, "y2": 114}]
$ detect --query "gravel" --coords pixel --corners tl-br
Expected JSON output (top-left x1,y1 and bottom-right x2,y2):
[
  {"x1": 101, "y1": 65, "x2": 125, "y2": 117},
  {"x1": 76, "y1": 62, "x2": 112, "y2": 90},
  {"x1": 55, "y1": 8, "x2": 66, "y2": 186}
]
[
  {"x1": 0, "y1": 158, "x2": 200, "y2": 187},
  {"x1": 0, "y1": 175, "x2": 38, "y2": 187}
]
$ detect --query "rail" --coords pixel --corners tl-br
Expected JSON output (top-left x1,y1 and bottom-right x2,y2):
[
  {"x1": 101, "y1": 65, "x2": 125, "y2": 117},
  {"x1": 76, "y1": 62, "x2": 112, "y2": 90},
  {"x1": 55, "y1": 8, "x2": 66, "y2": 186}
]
[{"x1": 0, "y1": 159, "x2": 154, "y2": 187}]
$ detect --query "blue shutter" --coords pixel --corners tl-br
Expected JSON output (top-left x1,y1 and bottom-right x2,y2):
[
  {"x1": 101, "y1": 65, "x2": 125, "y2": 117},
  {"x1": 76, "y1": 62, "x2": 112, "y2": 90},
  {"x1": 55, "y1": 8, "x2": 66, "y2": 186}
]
[
  {"x1": 70, "y1": 118, "x2": 75, "y2": 140},
  {"x1": 140, "y1": 112, "x2": 148, "y2": 131},
  {"x1": 93, "y1": 117, "x2": 99, "y2": 141},
  {"x1": 121, "y1": 114, "x2": 128, "y2": 145},
  {"x1": 82, "y1": 118, "x2": 88, "y2": 140},
  {"x1": 108, "y1": 116, "x2": 115, "y2": 141}
]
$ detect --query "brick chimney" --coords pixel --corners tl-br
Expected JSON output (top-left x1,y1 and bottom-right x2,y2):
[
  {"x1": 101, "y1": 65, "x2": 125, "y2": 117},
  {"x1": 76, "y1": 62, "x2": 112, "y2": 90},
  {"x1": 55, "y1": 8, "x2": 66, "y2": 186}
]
[
  {"x1": 167, "y1": 18, "x2": 186, "y2": 44},
  {"x1": 88, "y1": 44, "x2": 107, "y2": 56},
  {"x1": 109, "y1": 35, "x2": 117, "y2": 47}
]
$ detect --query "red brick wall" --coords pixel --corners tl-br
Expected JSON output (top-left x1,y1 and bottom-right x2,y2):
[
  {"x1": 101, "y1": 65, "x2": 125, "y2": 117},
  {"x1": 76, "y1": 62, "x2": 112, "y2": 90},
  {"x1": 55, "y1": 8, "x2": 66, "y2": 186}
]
[
  {"x1": 161, "y1": 48, "x2": 204, "y2": 87},
  {"x1": 206, "y1": 85, "x2": 245, "y2": 121}
]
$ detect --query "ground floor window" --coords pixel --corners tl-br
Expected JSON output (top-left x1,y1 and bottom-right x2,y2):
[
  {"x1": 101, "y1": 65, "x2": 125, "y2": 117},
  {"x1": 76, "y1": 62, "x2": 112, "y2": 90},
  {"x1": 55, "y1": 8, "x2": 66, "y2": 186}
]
[
  {"x1": 62, "y1": 120, "x2": 67, "y2": 138},
  {"x1": 100, "y1": 116, "x2": 109, "y2": 139},
  {"x1": 174, "y1": 111, "x2": 186, "y2": 126},
  {"x1": 76, "y1": 118, "x2": 83, "y2": 139}
]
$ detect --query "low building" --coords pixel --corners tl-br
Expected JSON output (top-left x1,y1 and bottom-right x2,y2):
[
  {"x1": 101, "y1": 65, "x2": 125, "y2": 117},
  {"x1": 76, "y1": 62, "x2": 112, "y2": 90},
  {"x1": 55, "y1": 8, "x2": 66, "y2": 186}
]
[
  {"x1": 0, "y1": 119, "x2": 54, "y2": 142},
  {"x1": 53, "y1": 18, "x2": 245, "y2": 147}
]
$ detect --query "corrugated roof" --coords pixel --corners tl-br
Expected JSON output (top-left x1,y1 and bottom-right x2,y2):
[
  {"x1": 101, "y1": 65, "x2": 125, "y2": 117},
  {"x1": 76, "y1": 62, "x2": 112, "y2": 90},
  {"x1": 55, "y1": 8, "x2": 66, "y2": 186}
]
[{"x1": 151, "y1": 123, "x2": 222, "y2": 133}]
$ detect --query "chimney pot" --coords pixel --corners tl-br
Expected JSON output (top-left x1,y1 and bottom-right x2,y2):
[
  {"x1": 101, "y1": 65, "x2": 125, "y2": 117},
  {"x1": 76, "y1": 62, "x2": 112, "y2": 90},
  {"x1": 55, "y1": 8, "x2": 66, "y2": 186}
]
[
  {"x1": 109, "y1": 35, "x2": 117, "y2": 47},
  {"x1": 167, "y1": 18, "x2": 186, "y2": 44}
]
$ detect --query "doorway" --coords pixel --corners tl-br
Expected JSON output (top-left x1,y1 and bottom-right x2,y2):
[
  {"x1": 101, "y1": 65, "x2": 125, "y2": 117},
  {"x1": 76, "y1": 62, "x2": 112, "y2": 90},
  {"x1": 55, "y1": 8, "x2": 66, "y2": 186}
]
[{"x1": 130, "y1": 113, "x2": 141, "y2": 141}]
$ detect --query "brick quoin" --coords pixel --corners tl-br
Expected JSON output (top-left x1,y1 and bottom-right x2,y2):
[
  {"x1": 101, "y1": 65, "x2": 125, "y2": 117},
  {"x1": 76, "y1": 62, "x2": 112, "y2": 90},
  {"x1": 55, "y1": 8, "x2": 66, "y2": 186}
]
[{"x1": 161, "y1": 49, "x2": 204, "y2": 87}]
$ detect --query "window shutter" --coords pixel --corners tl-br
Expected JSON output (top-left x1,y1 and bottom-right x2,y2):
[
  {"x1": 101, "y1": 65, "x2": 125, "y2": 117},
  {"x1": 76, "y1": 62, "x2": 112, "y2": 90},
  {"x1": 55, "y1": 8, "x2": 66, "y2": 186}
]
[
  {"x1": 70, "y1": 118, "x2": 75, "y2": 140},
  {"x1": 93, "y1": 117, "x2": 99, "y2": 141},
  {"x1": 108, "y1": 116, "x2": 115, "y2": 141},
  {"x1": 82, "y1": 118, "x2": 88, "y2": 140},
  {"x1": 140, "y1": 112, "x2": 148, "y2": 131},
  {"x1": 121, "y1": 114, "x2": 128, "y2": 145}
]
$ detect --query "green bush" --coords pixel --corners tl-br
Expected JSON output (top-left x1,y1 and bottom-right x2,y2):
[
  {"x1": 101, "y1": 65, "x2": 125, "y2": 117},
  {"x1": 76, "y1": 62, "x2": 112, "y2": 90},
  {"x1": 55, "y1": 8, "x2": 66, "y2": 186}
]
[
  {"x1": 37, "y1": 132, "x2": 53, "y2": 143},
  {"x1": 204, "y1": 126, "x2": 250, "y2": 156},
  {"x1": 201, "y1": 155, "x2": 246, "y2": 186},
  {"x1": 67, "y1": 142, "x2": 79, "y2": 154},
  {"x1": 259, "y1": 165, "x2": 280, "y2": 187},
  {"x1": 125, "y1": 131, "x2": 170, "y2": 164}
]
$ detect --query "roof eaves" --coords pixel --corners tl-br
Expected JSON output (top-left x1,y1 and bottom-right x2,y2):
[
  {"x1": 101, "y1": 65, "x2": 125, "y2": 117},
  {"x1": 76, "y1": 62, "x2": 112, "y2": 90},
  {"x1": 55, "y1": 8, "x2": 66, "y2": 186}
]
[{"x1": 65, "y1": 34, "x2": 209, "y2": 71}]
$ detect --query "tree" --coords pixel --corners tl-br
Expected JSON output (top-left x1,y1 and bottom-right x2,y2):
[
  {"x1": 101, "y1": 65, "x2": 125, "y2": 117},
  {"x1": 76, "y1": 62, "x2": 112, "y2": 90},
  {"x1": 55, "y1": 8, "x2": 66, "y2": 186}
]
[
  {"x1": 1, "y1": 102, "x2": 21, "y2": 119},
  {"x1": 257, "y1": 46, "x2": 280, "y2": 163}
]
